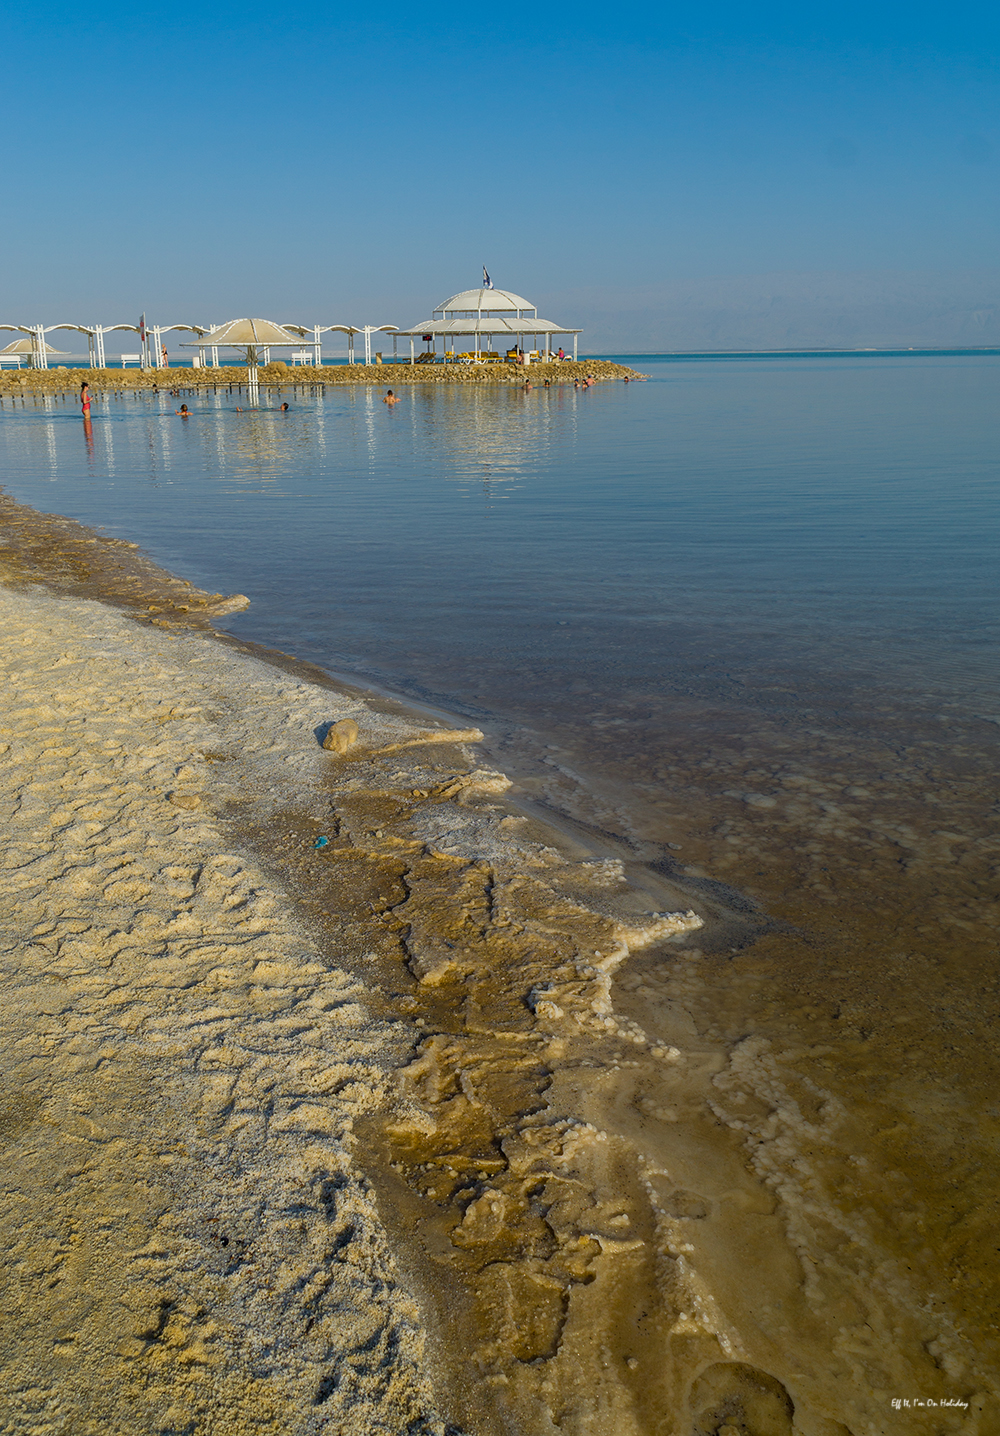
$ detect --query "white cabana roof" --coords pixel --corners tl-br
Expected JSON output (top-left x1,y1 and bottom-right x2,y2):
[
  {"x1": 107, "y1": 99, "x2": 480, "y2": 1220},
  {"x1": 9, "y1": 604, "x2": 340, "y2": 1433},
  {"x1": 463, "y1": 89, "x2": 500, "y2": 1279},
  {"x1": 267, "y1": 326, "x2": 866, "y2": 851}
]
[
  {"x1": 435, "y1": 287, "x2": 535, "y2": 315},
  {"x1": 394, "y1": 316, "x2": 580, "y2": 338},
  {"x1": 0, "y1": 337, "x2": 69, "y2": 356},
  {"x1": 182, "y1": 318, "x2": 303, "y2": 348}
]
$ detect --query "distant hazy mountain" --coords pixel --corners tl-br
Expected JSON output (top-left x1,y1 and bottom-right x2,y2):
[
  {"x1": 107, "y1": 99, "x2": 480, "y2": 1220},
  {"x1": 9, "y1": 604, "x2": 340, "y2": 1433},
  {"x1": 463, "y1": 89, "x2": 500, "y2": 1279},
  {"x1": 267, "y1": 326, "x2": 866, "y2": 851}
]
[{"x1": 540, "y1": 270, "x2": 1000, "y2": 352}]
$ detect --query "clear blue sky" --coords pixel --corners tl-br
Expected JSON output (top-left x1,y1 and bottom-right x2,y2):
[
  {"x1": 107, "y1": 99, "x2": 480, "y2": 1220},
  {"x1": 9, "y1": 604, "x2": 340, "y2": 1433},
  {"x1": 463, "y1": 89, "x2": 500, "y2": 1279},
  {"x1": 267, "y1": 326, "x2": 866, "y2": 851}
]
[{"x1": 2, "y1": 3, "x2": 997, "y2": 346}]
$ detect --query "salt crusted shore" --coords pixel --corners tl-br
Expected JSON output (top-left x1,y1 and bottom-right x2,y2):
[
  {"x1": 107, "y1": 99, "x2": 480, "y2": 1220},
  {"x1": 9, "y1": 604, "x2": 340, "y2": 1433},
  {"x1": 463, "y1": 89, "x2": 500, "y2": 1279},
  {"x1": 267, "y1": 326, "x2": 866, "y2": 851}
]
[
  {"x1": 0, "y1": 582, "x2": 458, "y2": 1434},
  {"x1": 0, "y1": 505, "x2": 731, "y2": 1436},
  {"x1": 3, "y1": 497, "x2": 971, "y2": 1436}
]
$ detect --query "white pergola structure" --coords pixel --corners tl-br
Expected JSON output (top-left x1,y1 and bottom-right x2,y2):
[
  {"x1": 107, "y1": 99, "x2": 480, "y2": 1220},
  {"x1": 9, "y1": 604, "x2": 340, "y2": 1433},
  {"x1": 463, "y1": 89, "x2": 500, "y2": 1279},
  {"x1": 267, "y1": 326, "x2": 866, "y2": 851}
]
[
  {"x1": 12, "y1": 322, "x2": 181, "y2": 370},
  {"x1": 0, "y1": 319, "x2": 409, "y2": 370},
  {"x1": 394, "y1": 285, "x2": 581, "y2": 364},
  {"x1": 148, "y1": 324, "x2": 210, "y2": 368},
  {"x1": 41, "y1": 322, "x2": 171, "y2": 370},
  {"x1": 282, "y1": 323, "x2": 399, "y2": 365}
]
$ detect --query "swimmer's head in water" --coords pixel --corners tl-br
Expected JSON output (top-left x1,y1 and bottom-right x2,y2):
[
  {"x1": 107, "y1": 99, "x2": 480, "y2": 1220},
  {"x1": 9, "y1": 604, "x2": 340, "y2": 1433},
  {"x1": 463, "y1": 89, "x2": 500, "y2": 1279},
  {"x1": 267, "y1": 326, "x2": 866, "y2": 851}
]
[
  {"x1": 280, "y1": 402, "x2": 289, "y2": 410},
  {"x1": 179, "y1": 404, "x2": 189, "y2": 412},
  {"x1": 387, "y1": 390, "x2": 393, "y2": 396}
]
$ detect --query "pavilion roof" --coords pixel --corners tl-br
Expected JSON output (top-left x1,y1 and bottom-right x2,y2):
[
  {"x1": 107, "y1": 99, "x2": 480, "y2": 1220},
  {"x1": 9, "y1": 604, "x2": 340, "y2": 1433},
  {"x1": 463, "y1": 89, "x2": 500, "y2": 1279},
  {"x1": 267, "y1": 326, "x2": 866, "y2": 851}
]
[
  {"x1": 394, "y1": 316, "x2": 580, "y2": 337},
  {"x1": 435, "y1": 287, "x2": 535, "y2": 314},
  {"x1": 0, "y1": 337, "x2": 69, "y2": 355}
]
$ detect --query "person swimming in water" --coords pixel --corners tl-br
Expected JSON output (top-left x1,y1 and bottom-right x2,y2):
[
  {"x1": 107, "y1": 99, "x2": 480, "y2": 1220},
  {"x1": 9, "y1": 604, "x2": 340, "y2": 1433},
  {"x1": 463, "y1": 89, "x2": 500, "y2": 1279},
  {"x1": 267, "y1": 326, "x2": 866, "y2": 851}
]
[
  {"x1": 280, "y1": 402, "x2": 289, "y2": 411},
  {"x1": 382, "y1": 389, "x2": 400, "y2": 406},
  {"x1": 176, "y1": 404, "x2": 191, "y2": 417}
]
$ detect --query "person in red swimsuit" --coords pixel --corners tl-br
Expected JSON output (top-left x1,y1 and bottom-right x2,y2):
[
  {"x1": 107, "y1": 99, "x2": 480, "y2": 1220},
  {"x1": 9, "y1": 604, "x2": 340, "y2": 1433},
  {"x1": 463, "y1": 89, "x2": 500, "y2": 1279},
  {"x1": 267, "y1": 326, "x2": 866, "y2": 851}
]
[{"x1": 80, "y1": 381, "x2": 91, "y2": 416}]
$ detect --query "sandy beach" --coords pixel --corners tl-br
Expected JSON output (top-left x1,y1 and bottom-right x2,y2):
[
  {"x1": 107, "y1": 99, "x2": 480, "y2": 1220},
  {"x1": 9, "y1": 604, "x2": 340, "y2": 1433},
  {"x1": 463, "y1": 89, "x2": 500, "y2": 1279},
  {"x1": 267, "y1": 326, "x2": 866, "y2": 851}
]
[{"x1": 1, "y1": 496, "x2": 991, "y2": 1436}]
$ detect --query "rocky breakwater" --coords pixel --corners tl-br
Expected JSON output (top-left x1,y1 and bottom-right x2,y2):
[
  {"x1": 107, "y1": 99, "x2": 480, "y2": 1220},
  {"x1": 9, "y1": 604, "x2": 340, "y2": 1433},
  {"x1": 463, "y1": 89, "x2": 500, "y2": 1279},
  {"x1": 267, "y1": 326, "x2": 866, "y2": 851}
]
[{"x1": 0, "y1": 358, "x2": 642, "y2": 398}]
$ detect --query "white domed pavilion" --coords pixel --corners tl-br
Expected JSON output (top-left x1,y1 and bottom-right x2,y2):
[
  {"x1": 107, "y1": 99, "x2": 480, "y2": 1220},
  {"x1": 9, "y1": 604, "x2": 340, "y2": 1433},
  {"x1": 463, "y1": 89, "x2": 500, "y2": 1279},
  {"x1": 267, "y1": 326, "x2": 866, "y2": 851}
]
[{"x1": 395, "y1": 278, "x2": 579, "y2": 364}]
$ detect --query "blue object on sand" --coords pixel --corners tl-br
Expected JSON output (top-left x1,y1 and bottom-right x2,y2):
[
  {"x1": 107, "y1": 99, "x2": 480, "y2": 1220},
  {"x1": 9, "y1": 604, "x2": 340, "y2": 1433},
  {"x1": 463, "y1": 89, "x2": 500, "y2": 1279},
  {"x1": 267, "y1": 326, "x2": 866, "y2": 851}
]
[{"x1": 314, "y1": 836, "x2": 329, "y2": 848}]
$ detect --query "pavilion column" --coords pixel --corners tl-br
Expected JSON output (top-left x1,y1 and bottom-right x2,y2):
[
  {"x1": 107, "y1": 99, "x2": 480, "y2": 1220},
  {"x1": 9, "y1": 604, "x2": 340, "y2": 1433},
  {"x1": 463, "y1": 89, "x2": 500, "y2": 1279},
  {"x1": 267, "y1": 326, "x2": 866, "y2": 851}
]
[
  {"x1": 35, "y1": 325, "x2": 48, "y2": 369},
  {"x1": 348, "y1": 334, "x2": 354, "y2": 365},
  {"x1": 573, "y1": 336, "x2": 578, "y2": 361},
  {"x1": 96, "y1": 327, "x2": 106, "y2": 368},
  {"x1": 410, "y1": 337, "x2": 414, "y2": 365},
  {"x1": 151, "y1": 326, "x2": 162, "y2": 367},
  {"x1": 88, "y1": 331, "x2": 96, "y2": 369},
  {"x1": 393, "y1": 335, "x2": 397, "y2": 363},
  {"x1": 314, "y1": 325, "x2": 322, "y2": 365}
]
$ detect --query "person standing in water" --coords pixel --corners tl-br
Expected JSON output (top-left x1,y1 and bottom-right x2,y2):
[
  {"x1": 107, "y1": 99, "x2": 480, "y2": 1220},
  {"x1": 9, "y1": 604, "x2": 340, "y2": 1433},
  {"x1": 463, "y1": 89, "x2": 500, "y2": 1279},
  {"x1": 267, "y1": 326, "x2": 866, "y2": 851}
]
[{"x1": 80, "y1": 381, "x2": 94, "y2": 445}]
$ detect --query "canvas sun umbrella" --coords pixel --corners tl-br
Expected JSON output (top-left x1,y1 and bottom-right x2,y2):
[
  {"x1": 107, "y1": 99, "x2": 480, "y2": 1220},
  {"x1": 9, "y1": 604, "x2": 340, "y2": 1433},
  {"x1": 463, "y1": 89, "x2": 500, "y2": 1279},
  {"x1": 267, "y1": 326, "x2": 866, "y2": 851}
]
[
  {"x1": 181, "y1": 318, "x2": 304, "y2": 398},
  {"x1": 0, "y1": 336, "x2": 71, "y2": 364}
]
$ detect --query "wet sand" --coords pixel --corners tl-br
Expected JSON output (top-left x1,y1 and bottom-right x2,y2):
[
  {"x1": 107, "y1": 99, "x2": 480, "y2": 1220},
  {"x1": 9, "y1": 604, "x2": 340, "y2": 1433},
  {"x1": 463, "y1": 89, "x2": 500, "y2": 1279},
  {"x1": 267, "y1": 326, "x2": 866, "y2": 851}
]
[{"x1": 0, "y1": 497, "x2": 993, "y2": 1435}]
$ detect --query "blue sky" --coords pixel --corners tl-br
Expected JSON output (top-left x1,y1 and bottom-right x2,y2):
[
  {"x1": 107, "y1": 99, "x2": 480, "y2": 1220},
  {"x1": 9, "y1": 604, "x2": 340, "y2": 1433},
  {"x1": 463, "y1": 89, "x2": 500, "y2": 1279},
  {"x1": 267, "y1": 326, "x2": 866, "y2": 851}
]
[{"x1": 2, "y1": 3, "x2": 997, "y2": 347}]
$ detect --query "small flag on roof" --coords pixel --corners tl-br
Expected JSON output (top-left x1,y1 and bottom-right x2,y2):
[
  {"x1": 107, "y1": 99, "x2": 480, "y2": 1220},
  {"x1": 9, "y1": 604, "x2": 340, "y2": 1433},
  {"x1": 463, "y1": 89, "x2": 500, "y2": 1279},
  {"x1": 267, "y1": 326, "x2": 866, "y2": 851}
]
[{"x1": 483, "y1": 267, "x2": 494, "y2": 290}]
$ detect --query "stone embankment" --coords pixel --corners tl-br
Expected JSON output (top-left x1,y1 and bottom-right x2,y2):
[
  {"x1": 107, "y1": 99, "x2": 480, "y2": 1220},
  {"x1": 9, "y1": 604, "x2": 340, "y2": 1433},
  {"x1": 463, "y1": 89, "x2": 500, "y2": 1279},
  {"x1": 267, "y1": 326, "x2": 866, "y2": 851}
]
[{"x1": 0, "y1": 358, "x2": 643, "y2": 397}]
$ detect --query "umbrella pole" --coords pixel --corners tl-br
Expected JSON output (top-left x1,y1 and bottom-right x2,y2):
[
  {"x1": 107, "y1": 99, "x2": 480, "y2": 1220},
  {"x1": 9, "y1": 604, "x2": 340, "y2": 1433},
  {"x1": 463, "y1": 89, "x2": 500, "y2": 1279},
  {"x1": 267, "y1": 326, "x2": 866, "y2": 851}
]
[{"x1": 246, "y1": 346, "x2": 260, "y2": 406}]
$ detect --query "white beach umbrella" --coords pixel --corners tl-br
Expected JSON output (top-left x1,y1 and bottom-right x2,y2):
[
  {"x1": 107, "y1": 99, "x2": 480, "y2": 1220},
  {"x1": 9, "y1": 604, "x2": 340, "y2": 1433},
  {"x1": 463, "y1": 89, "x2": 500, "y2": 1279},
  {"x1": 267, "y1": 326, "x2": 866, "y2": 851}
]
[
  {"x1": 181, "y1": 318, "x2": 305, "y2": 397},
  {"x1": 0, "y1": 337, "x2": 71, "y2": 359}
]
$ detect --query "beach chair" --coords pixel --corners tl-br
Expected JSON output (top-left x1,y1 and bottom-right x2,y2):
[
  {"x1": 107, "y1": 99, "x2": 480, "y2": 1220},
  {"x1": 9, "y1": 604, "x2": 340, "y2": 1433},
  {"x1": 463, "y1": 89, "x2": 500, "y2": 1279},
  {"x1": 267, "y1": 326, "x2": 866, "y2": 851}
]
[{"x1": 120, "y1": 353, "x2": 142, "y2": 368}]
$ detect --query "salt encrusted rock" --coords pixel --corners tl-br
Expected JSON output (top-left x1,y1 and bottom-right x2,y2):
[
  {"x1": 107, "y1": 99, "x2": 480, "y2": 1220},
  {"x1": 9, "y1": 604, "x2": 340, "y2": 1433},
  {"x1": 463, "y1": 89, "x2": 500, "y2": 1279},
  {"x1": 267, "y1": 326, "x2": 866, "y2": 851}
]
[
  {"x1": 168, "y1": 792, "x2": 201, "y2": 809},
  {"x1": 205, "y1": 593, "x2": 250, "y2": 615},
  {"x1": 323, "y1": 717, "x2": 360, "y2": 754}
]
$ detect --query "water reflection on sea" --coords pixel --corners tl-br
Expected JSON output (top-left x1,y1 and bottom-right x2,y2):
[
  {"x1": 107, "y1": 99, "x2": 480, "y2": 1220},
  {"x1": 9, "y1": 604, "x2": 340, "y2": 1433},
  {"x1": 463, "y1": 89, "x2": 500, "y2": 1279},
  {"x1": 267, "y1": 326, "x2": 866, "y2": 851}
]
[{"x1": 1, "y1": 358, "x2": 998, "y2": 1427}]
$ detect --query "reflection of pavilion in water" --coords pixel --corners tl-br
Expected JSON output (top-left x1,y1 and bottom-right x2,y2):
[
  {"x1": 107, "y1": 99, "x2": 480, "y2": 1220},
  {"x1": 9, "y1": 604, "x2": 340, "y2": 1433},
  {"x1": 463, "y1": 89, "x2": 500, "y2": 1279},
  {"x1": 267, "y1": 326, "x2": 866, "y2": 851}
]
[
  {"x1": 403, "y1": 380, "x2": 580, "y2": 480},
  {"x1": 215, "y1": 406, "x2": 307, "y2": 489}
]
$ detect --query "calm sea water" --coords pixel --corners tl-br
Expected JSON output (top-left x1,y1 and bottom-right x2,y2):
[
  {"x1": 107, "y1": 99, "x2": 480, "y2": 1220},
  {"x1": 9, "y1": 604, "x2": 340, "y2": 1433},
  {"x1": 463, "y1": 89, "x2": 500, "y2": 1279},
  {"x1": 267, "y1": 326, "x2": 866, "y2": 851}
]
[
  {"x1": 4, "y1": 357, "x2": 997, "y2": 711},
  {"x1": 3, "y1": 356, "x2": 1000, "y2": 1393}
]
